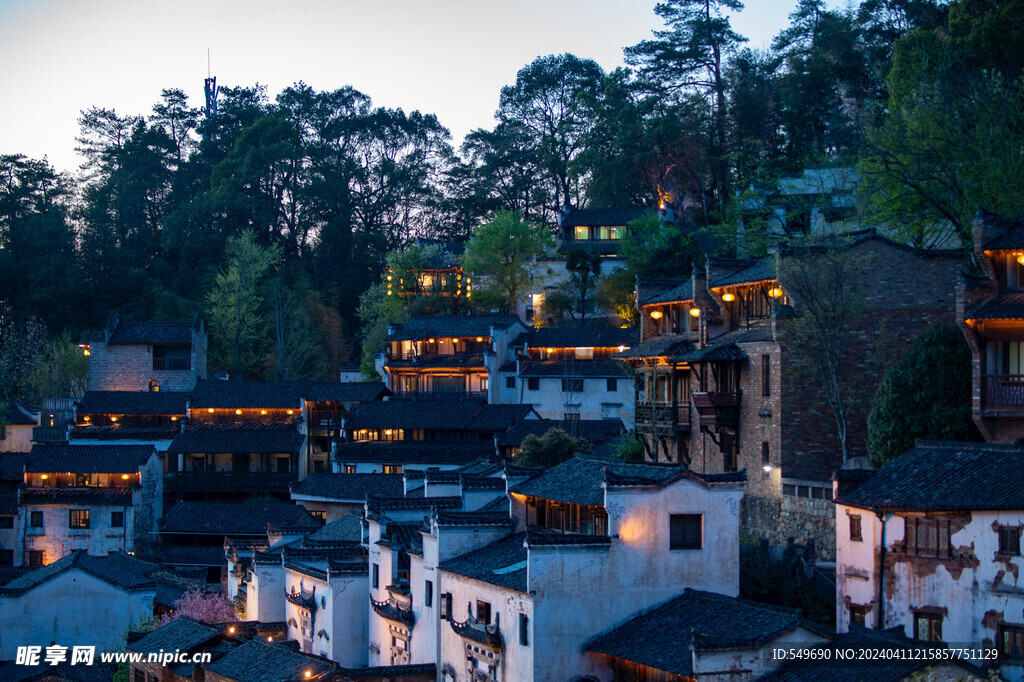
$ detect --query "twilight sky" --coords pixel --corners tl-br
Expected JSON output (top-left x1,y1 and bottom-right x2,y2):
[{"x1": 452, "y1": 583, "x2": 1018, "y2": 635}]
[{"x1": 0, "y1": 0, "x2": 845, "y2": 174}]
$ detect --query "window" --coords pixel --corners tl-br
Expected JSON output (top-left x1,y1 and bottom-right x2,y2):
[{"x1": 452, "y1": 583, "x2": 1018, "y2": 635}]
[
  {"x1": 564, "y1": 410, "x2": 581, "y2": 421},
  {"x1": 606, "y1": 378, "x2": 617, "y2": 392},
  {"x1": 527, "y1": 377, "x2": 539, "y2": 391},
  {"x1": 424, "y1": 580, "x2": 433, "y2": 608},
  {"x1": 344, "y1": 464, "x2": 356, "y2": 474},
  {"x1": 28, "y1": 550, "x2": 44, "y2": 566},
  {"x1": 999, "y1": 526, "x2": 1021, "y2": 555},
  {"x1": 761, "y1": 442, "x2": 770, "y2": 470},
  {"x1": 506, "y1": 376, "x2": 516, "y2": 389},
  {"x1": 313, "y1": 460, "x2": 326, "y2": 474},
  {"x1": 561, "y1": 378, "x2": 583, "y2": 393},
  {"x1": 599, "y1": 225, "x2": 619, "y2": 240},
  {"x1": 308, "y1": 511, "x2": 326, "y2": 523},
  {"x1": 999, "y1": 624, "x2": 1024, "y2": 660},
  {"x1": 134, "y1": 668, "x2": 145, "y2": 682},
  {"x1": 110, "y1": 511, "x2": 125, "y2": 528},
  {"x1": 69, "y1": 510, "x2": 90, "y2": 529},
  {"x1": 476, "y1": 600, "x2": 491, "y2": 625},
  {"x1": 519, "y1": 613, "x2": 529, "y2": 646},
  {"x1": 574, "y1": 225, "x2": 590, "y2": 240},
  {"x1": 0, "y1": 517, "x2": 12, "y2": 529},
  {"x1": 383, "y1": 465, "x2": 402, "y2": 475},
  {"x1": 669, "y1": 514, "x2": 702, "y2": 550},
  {"x1": 849, "y1": 514, "x2": 862, "y2": 542},
  {"x1": 905, "y1": 517, "x2": 951, "y2": 558},
  {"x1": 29, "y1": 511, "x2": 43, "y2": 528},
  {"x1": 372, "y1": 563, "x2": 379, "y2": 589},
  {"x1": 762, "y1": 354, "x2": 771, "y2": 396},
  {"x1": 0, "y1": 549, "x2": 12, "y2": 566},
  {"x1": 914, "y1": 612, "x2": 943, "y2": 642},
  {"x1": 441, "y1": 592, "x2": 452, "y2": 620},
  {"x1": 850, "y1": 607, "x2": 866, "y2": 628},
  {"x1": 575, "y1": 347, "x2": 594, "y2": 360}
]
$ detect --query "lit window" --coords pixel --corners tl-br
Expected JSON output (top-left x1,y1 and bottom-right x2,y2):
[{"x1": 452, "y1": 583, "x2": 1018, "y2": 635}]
[
  {"x1": 574, "y1": 226, "x2": 589, "y2": 240},
  {"x1": 69, "y1": 509, "x2": 90, "y2": 529}
]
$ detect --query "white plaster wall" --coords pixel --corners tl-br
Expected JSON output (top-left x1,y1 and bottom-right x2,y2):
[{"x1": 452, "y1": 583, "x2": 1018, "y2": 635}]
[
  {"x1": 836, "y1": 504, "x2": 881, "y2": 631},
  {"x1": 23, "y1": 503, "x2": 135, "y2": 561},
  {"x1": 0, "y1": 424, "x2": 34, "y2": 452},
  {"x1": 690, "y1": 625, "x2": 830, "y2": 679},
  {"x1": 327, "y1": 570, "x2": 368, "y2": 667},
  {"x1": 517, "y1": 375, "x2": 632, "y2": 428},
  {"x1": 250, "y1": 562, "x2": 286, "y2": 623},
  {"x1": 0, "y1": 570, "x2": 154, "y2": 658}
]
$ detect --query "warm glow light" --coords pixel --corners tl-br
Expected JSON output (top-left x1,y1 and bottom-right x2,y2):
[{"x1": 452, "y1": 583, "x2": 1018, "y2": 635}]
[
  {"x1": 689, "y1": 308, "x2": 700, "y2": 317},
  {"x1": 475, "y1": 337, "x2": 483, "y2": 342},
  {"x1": 722, "y1": 292, "x2": 735, "y2": 302},
  {"x1": 83, "y1": 416, "x2": 90, "y2": 422},
  {"x1": 386, "y1": 275, "x2": 392, "y2": 281},
  {"x1": 208, "y1": 408, "x2": 214, "y2": 413},
  {"x1": 650, "y1": 310, "x2": 663, "y2": 320},
  {"x1": 1017, "y1": 254, "x2": 1024, "y2": 266},
  {"x1": 260, "y1": 410, "x2": 267, "y2": 415},
  {"x1": 267, "y1": 636, "x2": 273, "y2": 642},
  {"x1": 235, "y1": 409, "x2": 242, "y2": 415},
  {"x1": 763, "y1": 465, "x2": 773, "y2": 473},
  {"x1": 229, "y1": 626, "x2": 235, "y2": 633},
  {"x1": 41, "y1": 474, "x2": 48, "y2": 480},
  {"x1": 110, "y1": 416, "x2": 117, "y2": 422},
  {"x1": 546, "y1": 348, "x2": 554, "y2": 353},
  {"x1": 428, "y1": 338, "x2": 435, "y2": 343},
  {"x1": 618, "y1": 346, "x2": 625, "y2": 352},
  {"x1": 305, "y1": 673, "x2": 312, "y2": 679},
  {"x1": 121, "y1": 474, "x2": 129, "y2": 480},
  {"x1": 452, "y1": 338, "x2": 459, "y2": 343},
  {"x1": 83, "y1": 349, "x2": 90, "y2": 356},
  {"x1": 387, "y1": 290, "x2": 392, "y2": 296},
  {"x1": 171, "y1": 416, "x2": 178, "y2": 421},
  {"x1": 287, "y1": 410, "x2": 294, "y2": 415},
  {"x1": 769, "y1": 287, "x2": 783, "y2": 298},
  {"x1": 385, "y1": 429, "x2": 392, "y2": 435}
]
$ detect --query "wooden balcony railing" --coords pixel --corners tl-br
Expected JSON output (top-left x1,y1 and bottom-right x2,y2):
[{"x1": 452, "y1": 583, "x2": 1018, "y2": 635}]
[
  {"x1": 635, "y1": 402, "x2": 690, "y2": 430},
  {"x1": 692, "y1": 391, "x2": 741, "y2": 429},
  {"x1": 390, "y1": 390, "x2": 488, "y2": 401},
  {"x1": 153, "y1": 357, "x2": 191, "y2": 371},
  {"x1": 309, "y1": 409, "x2": 345, "y2": 428},
  {"x1": 985, "y1": 374, "x2": 1024, "y2": 407},
  {"x1": 32, "y1": 426, "x2": 67, "y2": 443}
]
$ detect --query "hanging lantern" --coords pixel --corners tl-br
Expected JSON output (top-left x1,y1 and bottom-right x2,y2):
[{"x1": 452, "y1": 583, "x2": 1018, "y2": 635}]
[
  {"x1": 690, "y1": 308, "x2": 701, "y2": 317},
  {"x1": 769, "y1": 287, "x2": 783, "y2": 298},
  {"x1": 650, "y1": 310, "x2": 663, "y2": 320},
  {"x1": 722, "y1": 292, "x2": 735, "y2": 302}
]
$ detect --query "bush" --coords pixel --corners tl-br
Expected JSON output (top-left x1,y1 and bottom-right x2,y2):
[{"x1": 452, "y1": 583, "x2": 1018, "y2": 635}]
[
  {"x1": 867, "y1": 323, "x2": 976, "y2": 468},
  {"x1": 512, "y1": 428, "x2": 592, "y2": 468},
  {"x1": 611, "y1": 433, "x2": 646, "y2": 461}
]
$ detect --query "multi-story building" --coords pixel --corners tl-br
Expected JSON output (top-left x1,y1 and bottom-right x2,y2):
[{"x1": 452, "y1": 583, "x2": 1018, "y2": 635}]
[
  {"x1": 376, "y1": 315, "x2": 527, "y2": 402},
  {"x1": 834, "y1": 440, "x2": 1023, "y2": 681},
  {"x1": 71, "y1": 390, "x2": 187, "y2": 451},
  {"x1": 959, "y1": 211, "x2": 1024, "y2": 443},
  {"x1": 88, "y1": 311, "x2": 208, "y2": 392},
  {"x1": 18, "y1": 443, "x2": 162, "y2": 566},
  {"x1": 506, "y1": 326, "x2": 637, "y2": 427},
  {"x1": 621, "y1": 231, "x2": 964, "y2": 556}
]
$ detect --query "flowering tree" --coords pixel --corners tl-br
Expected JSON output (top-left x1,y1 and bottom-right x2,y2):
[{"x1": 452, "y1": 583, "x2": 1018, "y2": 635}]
[{"x1": 159, "y1": 587, "x2": 237, "y2": 626}]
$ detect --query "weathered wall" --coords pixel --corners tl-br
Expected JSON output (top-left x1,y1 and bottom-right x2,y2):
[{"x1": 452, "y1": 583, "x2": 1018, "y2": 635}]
[{"x1": 23, "y1": 502, "x2": 135, "y2": 562}]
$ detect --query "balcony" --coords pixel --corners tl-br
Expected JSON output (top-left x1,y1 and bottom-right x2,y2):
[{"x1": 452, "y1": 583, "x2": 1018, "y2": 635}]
[
  {"x1": 309, "y1": 409, "x2": 345, "y2": 429},
  {"x1": 390, "y1": 390, "x2": 488, "y2": 401},
  {"x1": 153, "y1": 357, "x2": 191, "y2": 371},
  {"x1": 634, "y1": 402, "x2": 690, "y2": 431},
  {"x1": 984, "y1": 374, "x2": 1024, "y2": 414},
  {"x1": 692, "y1": 391, "x2": 740, "y2": 429},
  {"x1": 384, "y1": 352, "x2": 486, "y2": 369},
  {"x1": 165, "y1": 471, "x2": 297, "y2": 495}
]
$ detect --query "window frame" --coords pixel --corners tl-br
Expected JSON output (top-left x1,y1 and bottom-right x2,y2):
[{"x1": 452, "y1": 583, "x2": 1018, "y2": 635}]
[
  {"x1": 69, "y1": 509, "x2": 90, "y2": 529},
  {"x1": 669, "y1": 513, "x2": 702, "y2": 550},
  {"x1": 28, "y1": 550, "x2": 44, "y2": 566},
  {"x1": 519, "y1": 613, "x2": 529, "y2": 646},
  {"x1": 914, "y1": 611, "x2": 943, "y2": 642},
  {"x1": 372, "y1": 563, "x2": 379, "y2": 589},
  {"x1": 29, "y1": 511, "x2": 43, "y2": 528},
  {"x1": 424, "y1": 580, "x2": 433, "y2": 608},
  {"x1": 476, "y1": 600, "x2": 492, "y2": 625},
  {"x1": 527, "y1": 377, "x2": 539, "y2": 391},
  {"x1": 110, "y1": 511, "x2": 125, "y2": 528},
  {"x1": 505, "y1": 376, "x2": 516, "y2": 389},
  {"x1": 998, "y1": 526, "x2": 1021, "y2": 555},
  {"x1": 606, "y1": 378, "x2": 617, "y2": 392},
  {"x1": 849, "y1": 514, "x2": 863, "y2": 542},
  {"x1": 998, "y1": 623, "x2": 1024, "y2": 660},
  {"x1": 762, "y1": 354, "x2": 771, "y2": 396}
]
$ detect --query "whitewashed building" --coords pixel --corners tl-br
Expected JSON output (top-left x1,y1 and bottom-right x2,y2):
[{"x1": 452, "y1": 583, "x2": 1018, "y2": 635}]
[{"x1": 834, "y1": 440, "x2": 1024, "y2": 681}]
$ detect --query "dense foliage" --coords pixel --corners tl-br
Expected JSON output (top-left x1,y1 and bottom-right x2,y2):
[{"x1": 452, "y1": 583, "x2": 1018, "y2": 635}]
[
  {"x1": 512, "y1": 428, "x2": 593, "y2": 468},
  {"x1": 867, "y1": 323, "x2": 976, "y2": 467},
  {"x1": 4, "y1": 0, "x2": 1002, "y2": 390}
]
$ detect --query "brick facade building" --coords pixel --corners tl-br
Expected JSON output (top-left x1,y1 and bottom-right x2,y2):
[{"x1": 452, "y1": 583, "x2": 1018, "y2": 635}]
[
  {"x1": 622, "y1": 231, "x2": 964, "y2": 556},
  {"x1": 88, "y1": 311, "x2": 207, "y2": 392}
]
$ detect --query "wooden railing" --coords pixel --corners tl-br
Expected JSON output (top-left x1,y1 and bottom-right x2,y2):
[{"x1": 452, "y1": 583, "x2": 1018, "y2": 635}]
[
  {"x1": 390, "y1": 390, "x2": 488, "y2": 401},
  {"x1": 635, "y1": 402, "x2": 690, "y2": 429},
  {"x1": 985, "y1": 374, "x2": 1024, "y2": 406},
  {"x1": 309, "y1": 409, "x2": 345, "y2": 428},
  {"x1": 153, "y1": 357, "x2": 191, "y2": 370}
]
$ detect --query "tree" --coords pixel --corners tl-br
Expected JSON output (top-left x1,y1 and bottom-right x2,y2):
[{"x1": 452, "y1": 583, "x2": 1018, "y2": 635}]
[
  {"x1": 463, "y1": 210, "x2": 550, "y2": 314},
  {"x1": 512, "y1": 428, "x2": 593, "y2": 468},
  {"x1": 779, "y1": 245, "x2": 865, "y2": 464},
  {"x1": 158, "y1": 587, "x2": 237, "y2": 626},
  {"x1": 625, "y1": 0, "x2": 747, "y2": 207},
  {"x1": 266, "y1": 280, "x2": 327, "y2": 380},
  {"x1": 206, "y1": 230, "x2": 281, "y2": 378},
  {"x1": 867, "y1": 323, "x2": 975, "y2": 467},
  {"x1": 611, "y1": 433, "x2": 646, "y2": 462},
  {"x1": 544, "y1": 249, "x2": 602, "y2": 325}
]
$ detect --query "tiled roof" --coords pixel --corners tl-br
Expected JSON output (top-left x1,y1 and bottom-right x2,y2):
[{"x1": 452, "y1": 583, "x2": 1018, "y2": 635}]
[
  {"x1": 71, "y1": 424, "x2": 180, "y2": 441},
  {"x1": 439, "y1": 532, "x2": 527, "y2": 591},
  {"x1": 560, "y1": 207, "x2": 650, "y2": 227},
  {"x1": 203, "y1": 640, "x2": 336, "y2": 682},
  {"x1": 26, "y1": 443, "x2": 155, "y2": 473},
  {"x1": 524, "y1": 326, "x2": 638, "y2": 349},
  {"x1": 980, "y1": 211, "x2": 1024, "y2": 250},
  {"x1": 711, "y1": 258, "x2": 776, "y2": 287},
  {"x1": 386, "y1": 315, "x2": 522, "y2": 341},
  {"x1": 291, "y1": 473, "x2": 405, "y2": 501},
  {"x1": 615, "y1": 334, "x2": 694, "y2": 360},
  {"x1": 964, "y1": 292, "x2": 1024, "y2": 320},
  {"x1": 190, "y1": 379, "x2": 386, "y2": 409},
  {"x1": 0, "y1": 551, "x2": 158, "y2": 595},
  {"x1": 0, "y1": 566, "x2": 31, "y2": 586},
  {"x1": 161, "y1": 502, "x2": 319, "y2": 536},
  {"x1": 759, "y1": 625, "x2": 962, "y2": 682},
  {"x1": 835, "y1": 440, "x2": 1024, "y2": 512},
  {"x1": 669, "y1": 328, "x2": 772, "y2": 363},
  {"x1": 146, "y1": 545, "x2": 227, "y2": 567},
  {"x1": 367, "y1": 495, "x2": 462, "y2": 514},
  {"x1": 76, "y1": 390, "x2": 188, "y2": 415},
  {"x1": 334, "y1": 663, "x2": 437, "y2": 679},
  {"x1": 168, "y1": 424, "x2": 304, "y2": 454},
  {"x1": 21, "y1": 487, "x2": 135, "y2": 505},
  {"x1": 434, "y1": 510, "x2": 511, "y2": 527},
  {"x1": 2, "y1": 403, "x2": 37, "y2": 426},
  {"x1": 0, "y1": 493, "x2": 16, "y2": 515},
  {"x1": 640, "y1": 279, "x2": 693, "y2": 305},
  {"x1": 517, "y1": 359, "x2": 631, "y2": 378},
  {"x1": 128, "y1": 617, "x2": 220, "y2": 655},
  {"x1": 0, "y1": 452, "x2": 28, "y2": 482},
  {"x1": 511, "y1": 456, "x2": 740, "y2": 506},
  {"x1": 346, "y1": 401, "x2": 533, "y2": 432},
  {"x1": 497, "y1": 419, "x2": 624, "y2": 448},
  {"x1": 333, "y1": 441, "x2": 496, "y2": 466},
  {"x1": 108, "y1": 321, "x2": 193, "y2": 345},
  {"x1": 306, "y1": 513, "x2": 363, "y2": 544},
  {"x1": 587, "y1": 589, "x2": 805, "y2": 675}
]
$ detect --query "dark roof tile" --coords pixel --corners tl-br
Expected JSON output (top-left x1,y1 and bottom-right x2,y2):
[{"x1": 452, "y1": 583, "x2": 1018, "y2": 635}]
[
  {"x1": 169, "y1": 424, "x2": 304, "y2": 454},
  {"x1": 26, "y1": 443, "x2": 156, "y2": 473},
  {"x1": 615, "y1": 334, "x2": 694, "y2": 360},
  {"x1": 524, "y1": 326, "x2": 638, "y2": 349},
  {"x1": 71, "y1": 424, "x2": 181, "y2": 441},
  {"x1": 560, "y1": 207, "x2": 650, "y2": 227},
  {"x1": 964, "y1": 292, "x2": 1024, "y2": 320},
  {"x1": 161, "y1": 502, "x2": 319, "y2": 536},
  {"x1": 2, "y1": 403, "x2": 37, "y2": 426},
  {"x1": 77, "y1": 390, "x2": 188, "y2": 415},
  {"x1": 439, "y1": 532, "x2": 527, "y2": 591},
  {"x1": 128, "y1": 617, "x2": 220, "y2": 655},
  {"x1": 710, "y1": 258, "x2": 776, "y2": 287},
  {"x1": 291, "y1": 473, "x2": 405, "y2": 501},
  {"x1": 190, "y1": 379, "x2": 386, "y2": 409},
  {"x1": 639, "y1": 279, "x2": 693, "y2": 305},
  {"x1": 518, "y1": 359, "x2": 631, "y2": 378},
  {"x1": 333, "y1": 441, "x2": 496, "y2": 466},
  {"x1": 0, "y1": 551, "x2": 158, "y2": 595},
  {"x1": 386, "y1": 315, "x2": 523, "y2": 342},
  {"x1": 108, "y1": 321, "x2": 193, "y2": 345},
  {"x1": 203, "y1": 640, "x2": 336, "y2": 682}
]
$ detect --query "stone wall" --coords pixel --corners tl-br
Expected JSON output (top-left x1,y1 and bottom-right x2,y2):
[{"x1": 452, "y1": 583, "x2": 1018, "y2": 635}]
[{"x1": 743, "y1": 494, "x2": 837, "y2": 562}]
